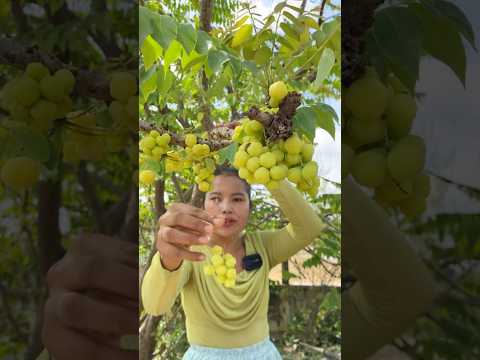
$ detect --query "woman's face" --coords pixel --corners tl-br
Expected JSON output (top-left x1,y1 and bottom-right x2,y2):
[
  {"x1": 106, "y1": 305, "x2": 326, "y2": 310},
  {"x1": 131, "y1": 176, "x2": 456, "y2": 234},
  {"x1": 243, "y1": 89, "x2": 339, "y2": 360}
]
[{"x1": 204, "y1": 175, "x2": 250, "y2": 240}]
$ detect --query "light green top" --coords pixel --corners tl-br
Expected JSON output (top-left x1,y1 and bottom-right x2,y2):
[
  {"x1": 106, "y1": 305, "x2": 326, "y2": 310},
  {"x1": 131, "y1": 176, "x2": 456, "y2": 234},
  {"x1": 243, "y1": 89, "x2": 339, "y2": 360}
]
[{"x1": 141, "y1": 180, "x2": 325, "y2": 348}]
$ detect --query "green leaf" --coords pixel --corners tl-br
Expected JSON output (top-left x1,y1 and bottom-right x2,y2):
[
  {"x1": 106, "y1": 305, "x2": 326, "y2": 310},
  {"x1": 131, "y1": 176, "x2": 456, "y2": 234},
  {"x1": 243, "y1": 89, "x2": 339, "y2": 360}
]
[
  {"x1": 140, "y1": 65, "x2": 158, "y2": 100},
  {"x1": 163, "y1": 40, "x2": 183, "y2": 69},
  {"x1": 285, "y1": 4, "x2": 302, "y2": 13},
  {"x1": 139, "y1": 6, "x2": 154, "y2": 45},
  {"x1": 177, "y1": 23, "x2": 197, "y2": 54},
  {"x1": 207, "y1": 49, "x2": 230, "y2": 74},
  {"x1": 292, "y1": 107, "x2": 317, "y2": 142},
  {"x1": 312, "y1": 104, "x2": 337, "y2": 140},
  {"x1": 371, "y1": 7, "x2": 422, "y2": 88},
  {"x1": 254, "y1": 46, "x2": 272, "y2": 66},
  {"x1": 150, "y1": 14, "x2": 177, "y2": 50},
  {"x1": 158, "y1": 68, "x2": 175, "y2": 95},
  {"x1": 274, "y1": 1, "x2": 287, "y2": 13},
  {"x1": 141, "y1": 35, "x2": 162, "y2": 70},
  {"x1": 280, "y1": 22, "x2": 300, "y2": 41},
  {"x1": 195, "y1": 30, "x2": 211, "y2": 54},
  {"x1": 413, "y1": 4, "x2": 466, "y2": 86},
  {"x1": 233, "y1": 15, "x2": 249, "y2": 29},
  {"x1": 218, "y1": 142, "x2": 238, "y2": 165},
  {"x1": 314, "y1": 47, "x2": 336, "y2": 89},
  {"x1": 9, "y1": 126, "x2": 50, "y2": 162},
  {"x1": 423, "y1": 0, "x2": 476, "y2": 50}
]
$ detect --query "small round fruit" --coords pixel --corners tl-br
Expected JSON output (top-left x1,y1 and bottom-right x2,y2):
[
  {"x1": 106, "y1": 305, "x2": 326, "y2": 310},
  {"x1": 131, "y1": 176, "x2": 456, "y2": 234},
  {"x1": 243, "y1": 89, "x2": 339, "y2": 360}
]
[
  {"x1": 259, "y1": 152, "x2": 277, "y2": 169},
  {"x1": 301, "y1": 143, "x2": 315, "y2": 162},
  {"x1": 25, "y1": 62, "x2": 49, "y2": 81},
  {"x1": 284, "y1": 134, "x2": 303, "y2": 155},
  {"x1": 254, "y1": 167, "x2": 270, "y2": 184},
  {"x1": 204, "y1": 265, "x2": 215, "y2": 276},
  {"x1": 351, "y1": 150, "x2": 387, "y2": 187},
  {"x1": 287, "y1": 167, "x2": 302, "y2": 184},
  {"x1": 398, "y1": 194, "x2": 426, "y2": 219},
  {"x1": 269, "y1": 81, "x2": 288, "y2": 105},
  {"x1": 226, "y1": 268, "x2": 236, "y2": 279},
  {"x1": 139, "y1": 170, "x2": 156, "y2": 185},
  {"x1": 246, "y1": 157, "x2": 260, "y2": 173},
  {"x1": 215, "y1": 265, "x2": 227, "y2": 276},
  {"x1": 345, "y1": 74, "x2": 388, "y2": 121},
  {"x1": 211, "y1": 254, "x2": 223, "y2": 266},
  {"x1": 110, "y1": 72, "x2": 137, "y2": 101},
  {"x1": 385, "y1": 93, "x2": 417, "y2": 140},
  {"x1": 185, "y1": 134, "x2": 197, "y2": 147},
  {"x1": 157, "y1": 133, "x2": 171, "y2": 147},
  {"x1": 54, "y1": 69, "x2": 76, "y2": 94},
  {"x1": 302, "y1": 161, "x2": 318, "y2": 180},
  {"x1": 1, "y1": 157, "x2": 41, "y2": 191},
  {"x1": 211, "y1": 245, "x2": 223, "y2": 256},
  {"x1": 247, "y1": 142, "x2": 264, "y2": 157},
  {"x1": 270, "y1": 165, "x2": 288, "y2": 180},
  {"x1": 387, "y1": 135, "x2": 425, "y2": 182},
  {"x1": 198, "y1": 181, "x2": 210, "y2": 192}
]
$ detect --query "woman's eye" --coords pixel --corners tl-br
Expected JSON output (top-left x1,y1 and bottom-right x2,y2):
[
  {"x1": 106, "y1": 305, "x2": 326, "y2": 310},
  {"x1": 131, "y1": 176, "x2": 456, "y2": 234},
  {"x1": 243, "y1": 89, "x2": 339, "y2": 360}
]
[{"x1": 234, "y1": 198, "x2": 244, "y2": 202}]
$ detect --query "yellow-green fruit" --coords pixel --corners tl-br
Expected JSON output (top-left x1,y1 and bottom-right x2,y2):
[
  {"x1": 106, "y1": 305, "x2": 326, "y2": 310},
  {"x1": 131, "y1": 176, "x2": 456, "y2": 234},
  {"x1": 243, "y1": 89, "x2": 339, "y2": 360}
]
[
  {"x1": 245, "y1": 120, "x2": 263, "y2": 135},
  {"x1": 247, "y1": 142, "x2": 264, "y2": 157},
  {"x1": 413, "y1": 173, "x2": 430, "y2": 198},
  {"x1": 269, "y1": 81, "x2": 288, "y2": 105},
  {"x1": 201, "y1": 144, "x2": 211, "y2": 155},
  {"x1": 157, "y1": 133, "x2": 171, "y2": 147},
  {"x1": 238, "y1": 167, "x2": 251, "y2": 180},
  {"x1": 215, "y1": 265, "x2": 227, "y2": 276},
  {"x1": 1, "y1": 157, "x2": 41, "y2": 191},
  {"x1": 185, "y1": 134, "x2": 197, "y2": 147},
  {"x1": 287, "y1": 167, "x2": 302, "y2": 183},
  {"x1": 387, "y1": 135, "x2": 425, "y2": 182},
  {"x1": 233, "y1": 150, "x2": 248, "y2": 168},
  {"x1": 284, "y1": 134, "x2": 303, "y2": 155},
  {"x1": 375, "y1": 176, "x2": 413, "y2": 203},
  {"x1": 225, "y1": 256, "x2": 236, "y2": 268},
  {"x1": 345, "y1": 75, "x2": 388, "y2": 121},
  {"x1": 246, "y1": 157, "x2": 260, "y2": 173},
  {"x1": 346, "y1": 117, "x2": 385, "y2": 146},
  {"x1": 266, "y1": 180, "x2": 280, "y2": 190},
  {"x1": 30, "y1": 100, "x2": 58, "y2": 125},
  {"x1": 232, "y1": 126, "x2": 243, "y2": 141},
  {"x1": 110, "y1": 72, "x2": 137, "y2": 101},
  {"x1": 272, "y1": 149, "x2": 284, "y2": 162},
  {"x1": 211, "y1": 254, "x2": 223, "y2": 266},
  {"x1": 25, "y1": 62, "x2": 49, "y2": 81},
  {"x1": 398, "y1": 194, "x2": 426, "y2": 219},
  {"x1": 385, "y1": 93, "x2": 417, "y2": 139},
  {"x1": 152, "y1": 146, "x2": 167, "y2": 158},
  {"x1": 40, "y1": 75, "x2": 65, "y2": 102},
  {"x1": 259, "y1": 152, "x2": 276, "y2": 169},
  {"x1": 226, "y1": 268, "x2": 236, "y2": 279},
  {"x1": 285, "y1": 154, "x2": 302, "y2": 166},
  {"x1": 270, "y1": 165, "x2": 288, "y2": 180},
  {"x1": 199, "y1": 181, "x2": 210, "y2": 192},
  {"x1": 54, "y1": 69, "x2": 75, "y2": 94},
  {"x1": 56, "y1": 96, "x2": 73, "y2": 117},
  {"x1": 351, "y1": 150, "x2": 387, "y2": 187},
  {"x1": 254, "y1": 167, "x2": 270, "y2": 184},
  {"x1": 216, "y1": 274, "x2": 227, "y2": 285},
  {"x1": 139, "y1": 170, "x2": 156, "y2": 185},
  {"x1": 301, "y1": 143, "x2": 315, "y2": 162},
  {"x1": 211, "y1": 245, "x2": 223, "y2": 255},
  {"x1": 302, "y1": 161, "x2": 318, "y2": 180},
  {"x1": 149, "y1": 130, "x2": 160, "y2": 138},
  {"x1": 14, "y1": 76, "x2": 41, "y2": 107},
  {"x1": 342, "y1": 143, "x2": 355, "y2": 178},
  {"x1": 141, "y1": 136, "x2": 156, "y2": 150},
  {"x1": 204, "y1": 265, "x2": 215, "y2": 276}
]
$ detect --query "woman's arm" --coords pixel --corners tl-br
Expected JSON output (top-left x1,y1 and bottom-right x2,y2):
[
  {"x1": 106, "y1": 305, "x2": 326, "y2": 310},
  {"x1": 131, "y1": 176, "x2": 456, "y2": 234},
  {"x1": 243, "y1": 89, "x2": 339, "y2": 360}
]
[
  {"x1": 342, "y1": 177, "x2": 438, "y2": 359},
  {"x1": 259, "y1": 180, "x2": 325, "y2": 267},
  {"x1": 141, "y1": 252, "x2": 192, "y2": 316}
]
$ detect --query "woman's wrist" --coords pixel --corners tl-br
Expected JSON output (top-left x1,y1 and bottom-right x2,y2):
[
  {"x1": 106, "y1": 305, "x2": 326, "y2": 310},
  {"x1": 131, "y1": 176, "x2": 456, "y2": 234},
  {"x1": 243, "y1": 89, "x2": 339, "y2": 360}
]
[{"x1": 159, "y1": 254, "x2": 183, "y2": 272}]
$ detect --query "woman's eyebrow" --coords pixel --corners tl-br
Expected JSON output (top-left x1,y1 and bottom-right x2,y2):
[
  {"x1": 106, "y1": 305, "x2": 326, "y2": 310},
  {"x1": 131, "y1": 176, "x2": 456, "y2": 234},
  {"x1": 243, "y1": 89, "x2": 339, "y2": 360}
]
[{"x1": 231, "y1": 193, "x2": 246, "y2": 197}]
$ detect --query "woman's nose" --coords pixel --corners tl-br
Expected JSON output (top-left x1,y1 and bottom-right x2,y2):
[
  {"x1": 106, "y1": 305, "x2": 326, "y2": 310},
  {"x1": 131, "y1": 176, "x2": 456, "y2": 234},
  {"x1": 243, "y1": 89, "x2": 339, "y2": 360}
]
[{"x1": 220, "y1": 200, "x2": 233, "y2": 213}]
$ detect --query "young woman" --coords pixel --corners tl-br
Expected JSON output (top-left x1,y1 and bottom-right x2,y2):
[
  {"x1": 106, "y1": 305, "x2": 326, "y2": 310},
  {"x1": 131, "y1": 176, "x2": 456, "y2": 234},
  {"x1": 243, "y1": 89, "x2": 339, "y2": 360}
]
[{"x1": 141, "y1": 166, "x2": 325, "y2": 359}]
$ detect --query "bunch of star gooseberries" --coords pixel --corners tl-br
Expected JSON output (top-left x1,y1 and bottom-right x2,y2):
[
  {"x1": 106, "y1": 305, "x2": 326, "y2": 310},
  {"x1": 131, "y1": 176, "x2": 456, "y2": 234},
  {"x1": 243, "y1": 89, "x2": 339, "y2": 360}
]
[
  {"x1": 231, "y1": 81, "x2": 319, "y2": 196},
  {"x1": 203, "y1": 245, "x2": 237, "y2": 288},
  {"x1": 0, "y1": 62, "x2": 75, "y2": 132},
  {"x1": 138, "y1": 130, "x2": 218, "y2": 191},
  {"x1": 342, "y1": 68, "x2": 430, "y2": 219}
]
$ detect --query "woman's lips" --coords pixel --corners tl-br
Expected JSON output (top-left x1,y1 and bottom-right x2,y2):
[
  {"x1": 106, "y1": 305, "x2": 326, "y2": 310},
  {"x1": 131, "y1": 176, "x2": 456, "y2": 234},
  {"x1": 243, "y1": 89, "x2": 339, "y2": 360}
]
[
  {"x1": 223, "y1": 218, "x2": 236, "y2": 227},
  {"x1": 214, "y1": 217, "x2": 236, "y2": 228}
]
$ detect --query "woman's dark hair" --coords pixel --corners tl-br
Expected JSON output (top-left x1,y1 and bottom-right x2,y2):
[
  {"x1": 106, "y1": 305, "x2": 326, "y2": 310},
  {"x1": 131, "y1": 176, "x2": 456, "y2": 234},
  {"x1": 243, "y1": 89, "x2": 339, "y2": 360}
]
[{"x1": 211, "y1": 165, "x2": 252, "y2": 209}]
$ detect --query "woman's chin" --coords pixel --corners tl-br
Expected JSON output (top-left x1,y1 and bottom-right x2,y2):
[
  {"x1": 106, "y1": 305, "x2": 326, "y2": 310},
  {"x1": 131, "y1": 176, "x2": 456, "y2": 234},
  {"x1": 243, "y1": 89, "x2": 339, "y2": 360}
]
[{"x1": 214, "y1": 227, "x2": 239, "y2": 238}]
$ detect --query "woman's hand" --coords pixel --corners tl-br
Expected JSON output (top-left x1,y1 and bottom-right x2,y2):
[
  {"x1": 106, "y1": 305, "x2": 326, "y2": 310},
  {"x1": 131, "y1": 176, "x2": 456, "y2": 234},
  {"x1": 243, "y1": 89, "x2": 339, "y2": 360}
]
[
  {"x1": 42, "y1": 234, "x2": 138, "y2": 360},
  {"x1": 157, "y1": 203, "x2": 219, "y2": 271}
]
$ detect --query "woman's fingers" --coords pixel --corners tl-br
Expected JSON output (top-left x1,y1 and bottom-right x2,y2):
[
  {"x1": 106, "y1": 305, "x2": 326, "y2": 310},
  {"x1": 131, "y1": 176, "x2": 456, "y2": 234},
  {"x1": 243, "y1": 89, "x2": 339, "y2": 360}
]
[
  {"x1": 161, "y1": 211, "x2": 213, "y2": 236},
  {"x1": 47, "y1": 291, "x2": 137, "y2": 335},
  {"x1": 47, "y1": 255, "x2": 138, "y2": 300},
  {"x1": 158, "y1": 226, "x2": 210, "y2": 247},
  {"x1": 42, "y1": 305, "x2": 137, "y2": 360},
  {"x1": 165, "y1": 203, "x2": 214, "y2": 225},
  {"x1": 158, "y1": 241, "x2": 205, "y2": 262}
]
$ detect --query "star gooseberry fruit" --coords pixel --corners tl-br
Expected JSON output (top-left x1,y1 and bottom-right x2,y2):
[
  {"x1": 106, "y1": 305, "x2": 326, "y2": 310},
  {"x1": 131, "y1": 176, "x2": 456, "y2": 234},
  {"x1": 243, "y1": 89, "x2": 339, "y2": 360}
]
[{"x1": 203, "y1": 245, "x2": 237, "y2": 288}]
